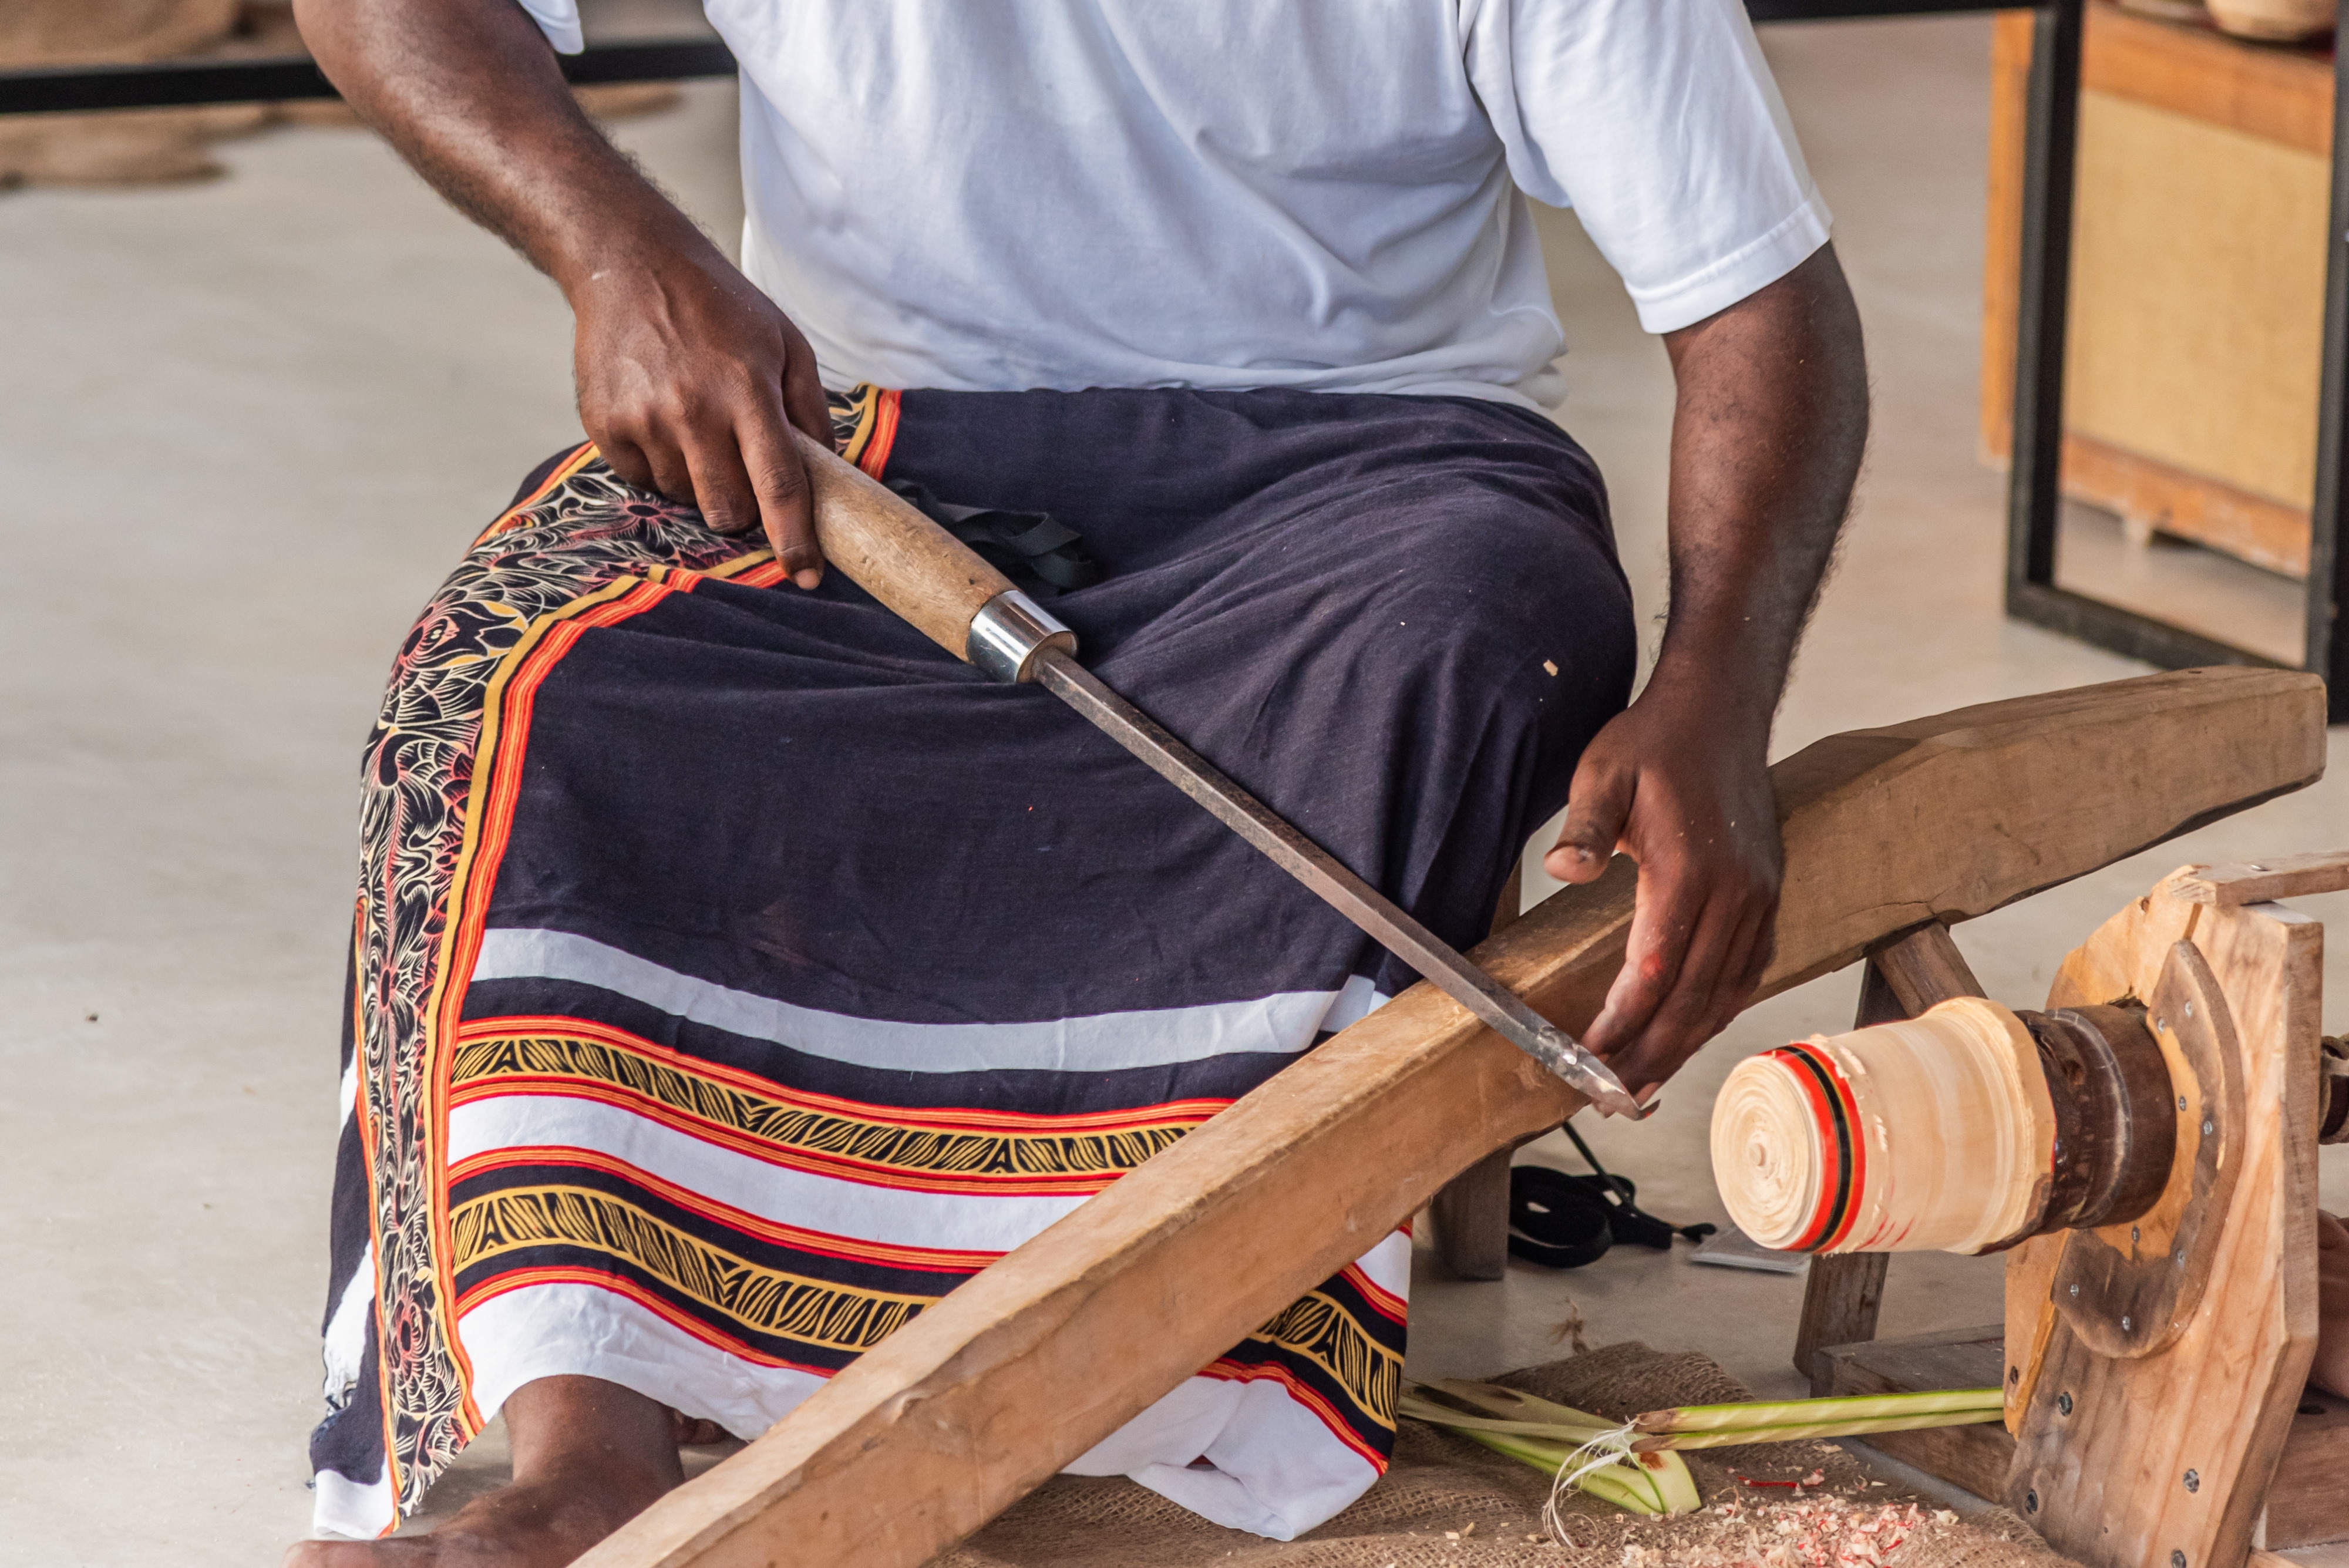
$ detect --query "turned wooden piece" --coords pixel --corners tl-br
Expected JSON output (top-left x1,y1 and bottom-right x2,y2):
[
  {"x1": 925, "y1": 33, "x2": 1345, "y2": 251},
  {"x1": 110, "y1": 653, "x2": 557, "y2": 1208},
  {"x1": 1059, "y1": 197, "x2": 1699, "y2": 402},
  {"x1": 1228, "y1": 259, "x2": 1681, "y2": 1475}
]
[{"x1": 1718, "y1": 991, "x2": 2178, "y2": 1257}]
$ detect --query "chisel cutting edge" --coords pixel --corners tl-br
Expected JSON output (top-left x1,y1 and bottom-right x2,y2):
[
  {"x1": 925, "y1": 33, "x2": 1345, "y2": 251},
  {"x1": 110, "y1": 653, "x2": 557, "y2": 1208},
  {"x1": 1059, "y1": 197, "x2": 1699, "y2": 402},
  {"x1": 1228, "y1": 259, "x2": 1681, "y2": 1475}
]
[{"x1": 792, "y1": 430, "x2": 1651, "y2": 1121}]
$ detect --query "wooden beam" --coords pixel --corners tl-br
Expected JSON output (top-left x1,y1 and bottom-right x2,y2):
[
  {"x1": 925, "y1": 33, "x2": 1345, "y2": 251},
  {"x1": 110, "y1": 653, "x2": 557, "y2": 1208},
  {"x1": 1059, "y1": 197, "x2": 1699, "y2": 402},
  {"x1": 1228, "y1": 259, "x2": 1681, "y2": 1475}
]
[
  {"x1": 1817, "y1": 1326, "x2": 2014, "y2": 1500},
  {"x1": 1428, "y1": 870, "x2": 1532, "y2": 1280},
  {"x1": 578, "y1": 667, "x2": 2324, "y2": 1568},
  {"x1": 2176, "y1": 849, "x2": 2349, "y2": 907},
  {"x1": 1426, "y1": 1148, "x2": 1513, "y2": 1281}
]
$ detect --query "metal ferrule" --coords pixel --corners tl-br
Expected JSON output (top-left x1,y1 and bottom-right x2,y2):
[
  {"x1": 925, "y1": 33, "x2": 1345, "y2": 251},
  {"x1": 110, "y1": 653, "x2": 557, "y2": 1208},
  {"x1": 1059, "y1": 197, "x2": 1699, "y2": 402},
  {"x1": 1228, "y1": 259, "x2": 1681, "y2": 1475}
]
[{"x1": 965, "y1": 589, "x2": 1076, "y2": 683}]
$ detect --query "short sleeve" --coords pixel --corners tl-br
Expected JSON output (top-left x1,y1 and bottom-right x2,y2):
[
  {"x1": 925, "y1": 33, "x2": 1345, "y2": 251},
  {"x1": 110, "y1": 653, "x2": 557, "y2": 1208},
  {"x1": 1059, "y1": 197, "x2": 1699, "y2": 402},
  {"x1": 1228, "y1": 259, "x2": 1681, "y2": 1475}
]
[
  {"x1": 1462, "y1": 0, "x2": 1830, "y2": 334},
  {"x1": 513, "y1": 0, "x2": 585, "y2": 55}
]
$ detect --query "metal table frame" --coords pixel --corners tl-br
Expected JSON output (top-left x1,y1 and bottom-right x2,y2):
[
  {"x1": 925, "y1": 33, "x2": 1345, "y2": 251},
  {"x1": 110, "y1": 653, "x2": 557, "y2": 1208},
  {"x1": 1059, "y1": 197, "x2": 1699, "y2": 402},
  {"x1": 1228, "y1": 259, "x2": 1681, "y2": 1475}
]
[{"x1": 3, "y1": 1, "x2": 2339, "y2": 718}]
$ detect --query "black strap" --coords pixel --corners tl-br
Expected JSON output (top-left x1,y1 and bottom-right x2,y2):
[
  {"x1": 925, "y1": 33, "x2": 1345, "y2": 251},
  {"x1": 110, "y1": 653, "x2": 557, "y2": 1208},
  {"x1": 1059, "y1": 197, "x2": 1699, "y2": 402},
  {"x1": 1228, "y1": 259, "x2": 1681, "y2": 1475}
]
[
  {"x1": 1505, "y1": 1128, "x2": 1721, "y2": 1270},
  {"x1": 1560, "y1": 1121, "x2": 1718, "y2": 1251},
  {"x1": 887, "y1": 480, "x2": 1103, "y2": 598},
  {"x1": 1506, "y1": 1165, "x2": 1614, "y2": 1269}
]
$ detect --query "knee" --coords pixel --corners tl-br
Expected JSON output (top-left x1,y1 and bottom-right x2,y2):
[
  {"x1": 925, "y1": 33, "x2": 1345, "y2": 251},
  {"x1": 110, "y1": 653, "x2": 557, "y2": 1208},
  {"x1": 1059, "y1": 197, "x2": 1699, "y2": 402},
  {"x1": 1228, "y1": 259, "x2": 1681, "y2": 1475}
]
[{"x1": 1377, "y1": 490, "x2": 1634, "y2": 687}]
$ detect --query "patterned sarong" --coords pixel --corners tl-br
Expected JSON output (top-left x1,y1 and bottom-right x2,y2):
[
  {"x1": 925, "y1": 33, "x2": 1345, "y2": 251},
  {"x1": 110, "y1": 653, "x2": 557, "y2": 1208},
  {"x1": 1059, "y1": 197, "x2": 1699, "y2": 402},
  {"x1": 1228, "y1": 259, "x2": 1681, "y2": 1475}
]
[{"x1": 307, "y1": 385, "x2": 1634, "y2": 1540}]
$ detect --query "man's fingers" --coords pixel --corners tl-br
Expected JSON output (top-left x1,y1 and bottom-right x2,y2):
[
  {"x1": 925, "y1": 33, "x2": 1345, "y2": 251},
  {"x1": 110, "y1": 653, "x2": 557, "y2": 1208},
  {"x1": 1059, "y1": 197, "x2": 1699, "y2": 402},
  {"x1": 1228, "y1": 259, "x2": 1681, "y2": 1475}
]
[
  {"x1": 1546, "y1": 753, "x2": 1635, "y2": 885},
  {"x1": 740, "y1": 420, "x2": 823, "y2": 589},
  {"x1": 781, "y1": 351, "x2": 836, "y2": 451},
  {"x1": 642, "y1": 437, "x2": 695, "y2": 504},
  {"x1": 1581, "y1": 856, "x2": 1700, "y2": 1065},
  {"x1": 598, "y1": 436, "x2": 657, "y2": 494},
  {"x1": 1602, "y1": 879, "x2": 1778, "y2": 1095},
  {"x1": 1605, "y1": 887, "x2": 1744, "y2": 1091},
  {"x1": 682, "y1": 438, "x2": 760, "y2": 537}
]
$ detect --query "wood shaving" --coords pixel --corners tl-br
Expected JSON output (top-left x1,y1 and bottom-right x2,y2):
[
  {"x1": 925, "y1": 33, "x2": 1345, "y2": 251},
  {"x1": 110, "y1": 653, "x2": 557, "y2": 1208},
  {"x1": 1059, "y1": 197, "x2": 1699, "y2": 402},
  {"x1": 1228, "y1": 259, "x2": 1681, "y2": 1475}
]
[{"x1": 1609, "y1": 1494, "x2": 1948, "y2": 1568}]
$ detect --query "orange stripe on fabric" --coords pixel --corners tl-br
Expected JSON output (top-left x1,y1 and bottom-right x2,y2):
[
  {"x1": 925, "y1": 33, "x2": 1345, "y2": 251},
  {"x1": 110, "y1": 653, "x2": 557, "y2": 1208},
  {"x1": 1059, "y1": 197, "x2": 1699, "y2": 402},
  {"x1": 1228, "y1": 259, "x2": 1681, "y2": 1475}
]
[
  {"x1": 1341, "y1": 1263, "x2": 1407, "y2": 1325},
  {"x1": 453, "y1": 1267, "x2": 847, "y2": 1379},
  {"x1": 421, "y1": 569, "x2": 691, "y2": 1428},
  {"x1": 447, "y1": 1145, "x2": 1004, "y2": 1273},
  {"x1": 857, "y1": 389, "x2": 901, "y2": 477},
  {"x1": 1196, "y1": 1360, "x2": 1390, "y2": 1471},
  {"x1": 474, "y1": 442, "x2": 600, "y2": 546},
  {"x1": 455, "y1": 1015, "x2": 1230, "y2": 1135}
]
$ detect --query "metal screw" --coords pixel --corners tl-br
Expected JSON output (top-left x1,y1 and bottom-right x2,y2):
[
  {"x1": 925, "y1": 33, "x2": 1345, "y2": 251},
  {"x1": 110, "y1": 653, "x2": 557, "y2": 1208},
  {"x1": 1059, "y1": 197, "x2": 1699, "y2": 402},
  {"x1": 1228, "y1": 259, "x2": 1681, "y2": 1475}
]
[
  {"x1": 2070, "y1": 1283, "x2": 2081, "y2": 1297},
  {"x1": 2183, "y1": 1469, "x2": 2199, "y2": 1493},
  {"x1": 2157, "y1": 1017, "x2": 2168, "y2": 1033},
  {"x1": 2173, "y1": 1552, "x2": 2187, "y2": 1568},
  {"x1": 2027, "y1": 1490, "x2": 2040, "y2": 1514},
  {"x1": 2057, "y1": 1392, "x2": 2074, "y2": 1415},
  {"x1": 2122, "y1": 1315, "x2": 2133, "y2": 1331},
  {"x1": 2179, "y1": 1095, "x2": 2189, "y2": 1112},
  {"x1": 2132, "y1": 1226, "x2": 2142, "y2": 1243},
  {"x1": 2185, "y1": 1001, "x2": 2193, "y2": 1019},
  {"x1": 2203, "y1": 1121, "x2": 2215, "y2": 1136}
]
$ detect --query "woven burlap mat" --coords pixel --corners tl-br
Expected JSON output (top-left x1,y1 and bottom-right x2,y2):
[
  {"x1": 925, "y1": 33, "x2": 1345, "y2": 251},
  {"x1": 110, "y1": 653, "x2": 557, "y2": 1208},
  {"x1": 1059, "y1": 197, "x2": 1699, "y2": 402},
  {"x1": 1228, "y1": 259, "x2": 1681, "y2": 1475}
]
[{"x1": 940, "y1": 1342, "x2": 2065, "y2": 1568}]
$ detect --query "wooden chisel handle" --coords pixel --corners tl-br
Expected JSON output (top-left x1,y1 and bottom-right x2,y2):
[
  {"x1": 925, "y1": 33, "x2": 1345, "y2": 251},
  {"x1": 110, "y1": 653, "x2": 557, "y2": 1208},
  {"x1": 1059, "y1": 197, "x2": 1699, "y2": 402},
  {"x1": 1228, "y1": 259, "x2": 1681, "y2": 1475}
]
[{"x1": 791, "y1": 428, "x2": 1075, "y2": 680}]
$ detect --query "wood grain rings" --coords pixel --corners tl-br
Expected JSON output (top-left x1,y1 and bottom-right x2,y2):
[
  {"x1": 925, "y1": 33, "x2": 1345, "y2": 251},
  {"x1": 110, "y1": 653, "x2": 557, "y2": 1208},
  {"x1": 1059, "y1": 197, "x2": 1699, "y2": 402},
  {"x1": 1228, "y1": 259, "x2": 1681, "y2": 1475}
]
[{"x1": 1711, "y1": 997, "x2": 2057, "y2": 1256}]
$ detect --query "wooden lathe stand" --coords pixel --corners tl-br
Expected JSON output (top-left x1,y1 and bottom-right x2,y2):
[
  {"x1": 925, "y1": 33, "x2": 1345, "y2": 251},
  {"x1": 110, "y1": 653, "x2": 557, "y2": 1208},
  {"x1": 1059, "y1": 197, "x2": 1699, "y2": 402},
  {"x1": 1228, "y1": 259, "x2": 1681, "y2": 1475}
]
[{"x1": 1805, "y1": 855, "x2": 2349, "y2": 1568}]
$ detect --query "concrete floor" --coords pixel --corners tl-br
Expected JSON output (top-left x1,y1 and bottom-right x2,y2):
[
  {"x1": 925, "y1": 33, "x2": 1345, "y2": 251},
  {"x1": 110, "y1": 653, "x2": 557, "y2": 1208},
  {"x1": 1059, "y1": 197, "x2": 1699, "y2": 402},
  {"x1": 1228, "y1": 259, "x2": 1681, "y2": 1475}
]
[{"x1": 1, "y1": 15, "x2": 2343, "y2": 1565}]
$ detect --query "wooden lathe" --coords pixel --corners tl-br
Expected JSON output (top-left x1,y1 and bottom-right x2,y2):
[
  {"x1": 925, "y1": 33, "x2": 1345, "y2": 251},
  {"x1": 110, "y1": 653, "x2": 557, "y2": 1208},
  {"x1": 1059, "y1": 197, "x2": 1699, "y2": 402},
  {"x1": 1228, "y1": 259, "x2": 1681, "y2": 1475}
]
[
  {"x1": 573, "y1": 664, "x2": 2332, "y2": 1568},
  {"x1": 1731, "y1": 852, "x2": 2349, "y2": 1568}
]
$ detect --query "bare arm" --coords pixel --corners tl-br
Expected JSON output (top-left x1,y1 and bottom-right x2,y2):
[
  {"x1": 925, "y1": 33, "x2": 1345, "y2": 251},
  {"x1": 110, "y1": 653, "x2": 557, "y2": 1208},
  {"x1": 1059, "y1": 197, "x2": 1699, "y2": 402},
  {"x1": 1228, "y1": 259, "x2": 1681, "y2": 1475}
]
[
  {"x1": 1546, "y1": 242, "x2": 1869, "y2": 1096},
  {"x1": 292, "y1": 0, "x2": 833, "y2": 583}
]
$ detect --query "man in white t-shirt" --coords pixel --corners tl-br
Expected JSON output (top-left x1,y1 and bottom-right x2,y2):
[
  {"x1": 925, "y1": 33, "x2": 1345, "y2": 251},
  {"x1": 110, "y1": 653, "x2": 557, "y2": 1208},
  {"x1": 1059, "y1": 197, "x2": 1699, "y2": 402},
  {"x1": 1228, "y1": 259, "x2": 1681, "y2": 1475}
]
[{"x1": 287, "y1": 1, "x2": 1866, "y2": 1562}]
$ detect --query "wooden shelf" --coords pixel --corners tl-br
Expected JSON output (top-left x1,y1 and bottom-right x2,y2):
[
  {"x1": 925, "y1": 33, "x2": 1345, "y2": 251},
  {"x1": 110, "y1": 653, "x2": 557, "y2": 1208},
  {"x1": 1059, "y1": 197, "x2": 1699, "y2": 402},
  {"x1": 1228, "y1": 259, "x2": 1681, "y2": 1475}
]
[{"x1": 1983, "y1": 3, "x2": 2331, "y2": 579}]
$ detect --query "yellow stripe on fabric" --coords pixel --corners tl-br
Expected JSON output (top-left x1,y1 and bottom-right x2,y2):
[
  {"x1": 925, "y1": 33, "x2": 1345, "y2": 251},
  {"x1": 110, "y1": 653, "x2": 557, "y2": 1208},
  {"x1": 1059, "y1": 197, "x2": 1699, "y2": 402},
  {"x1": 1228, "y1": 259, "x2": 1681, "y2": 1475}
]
[
  {"x1": 832, "y1": 384, "x2": 884, "y2": 468},
  {"x1": 452, "y1": 1185, "x2": 934, "y2": 1353},
  {"x1": 1240, "y1": 1290, "x2": 1404, "y2": 1431},
  {"x1": 451, "y1": 1032, "x2": 1204, "y2": 1180}
]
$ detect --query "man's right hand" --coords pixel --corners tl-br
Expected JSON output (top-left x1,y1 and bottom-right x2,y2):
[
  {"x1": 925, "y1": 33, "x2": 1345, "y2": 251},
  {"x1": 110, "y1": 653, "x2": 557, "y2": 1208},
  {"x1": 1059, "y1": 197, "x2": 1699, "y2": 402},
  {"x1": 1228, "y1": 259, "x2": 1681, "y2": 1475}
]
[
  {"x1": 294, "y1": 0, "x2": 836, "y2": 586},
  {"x1": 569, "y1": 244, "x2": 836, "y2": 587}
]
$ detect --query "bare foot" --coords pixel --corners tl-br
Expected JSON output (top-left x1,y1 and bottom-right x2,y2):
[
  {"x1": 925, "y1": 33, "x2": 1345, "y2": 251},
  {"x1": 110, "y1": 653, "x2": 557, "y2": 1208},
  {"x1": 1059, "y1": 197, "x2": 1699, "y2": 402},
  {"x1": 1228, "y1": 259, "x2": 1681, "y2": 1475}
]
[
  {"x1": 285, "y1": 1377, "x2": 688, "y2": 1567},
  {"x1": 672, "y1": 1411, "x2": 729, "y2": 1448}
]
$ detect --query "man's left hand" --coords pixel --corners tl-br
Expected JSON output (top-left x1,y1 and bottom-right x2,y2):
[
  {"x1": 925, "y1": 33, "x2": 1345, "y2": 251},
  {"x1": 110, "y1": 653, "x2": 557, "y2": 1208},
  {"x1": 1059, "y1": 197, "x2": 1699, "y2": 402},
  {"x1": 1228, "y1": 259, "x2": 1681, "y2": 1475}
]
[{"x1": 1544, "y1": 675, "x2": 1782, "y2": 1099}]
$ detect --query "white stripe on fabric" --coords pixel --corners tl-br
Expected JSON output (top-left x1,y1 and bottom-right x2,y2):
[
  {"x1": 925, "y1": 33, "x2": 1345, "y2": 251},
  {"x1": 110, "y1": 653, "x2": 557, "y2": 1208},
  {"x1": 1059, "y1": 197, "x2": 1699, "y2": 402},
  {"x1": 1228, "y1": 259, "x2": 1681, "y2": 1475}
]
[
  {"x1": 447, "y1": 1096, "x2": 1091, "y2": 1254},
  {"x1": 321, "y1": 1241, "x2": 375, "y2": 1401},
  {"x1": 1318, "y1": 973, "x2": 1385, "y2": 1034},
  {"x1": 311, "y1": 1464, "x2": 396, "y2": 1542},
  {"x1": 456, "y1": 1281, "x2": 827, "y2": 1442},
  {"x1": 470, "y1": 927, "x2": 1383, "y2": 1075},
  {"x1": 1351, "y1": 1228, "x2": 1413, "y2": 1305},
  {"x1": 338, "y1": 1056, "x2": 358, "y2": 1130}
]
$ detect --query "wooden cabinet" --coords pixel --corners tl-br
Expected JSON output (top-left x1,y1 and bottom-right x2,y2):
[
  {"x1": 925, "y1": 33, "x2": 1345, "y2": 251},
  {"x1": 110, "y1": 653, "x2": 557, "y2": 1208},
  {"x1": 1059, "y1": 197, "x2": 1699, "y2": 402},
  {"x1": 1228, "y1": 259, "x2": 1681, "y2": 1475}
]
[{"x1": 1982, "y1": 4, "x2": 2331, "y2": 579}]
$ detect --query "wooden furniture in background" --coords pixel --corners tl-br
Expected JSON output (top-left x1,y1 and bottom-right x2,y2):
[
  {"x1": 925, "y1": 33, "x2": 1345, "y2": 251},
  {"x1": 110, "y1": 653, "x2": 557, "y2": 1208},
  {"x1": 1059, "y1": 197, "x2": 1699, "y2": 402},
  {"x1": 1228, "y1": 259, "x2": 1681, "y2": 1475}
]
[{"x1": 1983, "y1": 4, "x2": 2333, "y2": 579}]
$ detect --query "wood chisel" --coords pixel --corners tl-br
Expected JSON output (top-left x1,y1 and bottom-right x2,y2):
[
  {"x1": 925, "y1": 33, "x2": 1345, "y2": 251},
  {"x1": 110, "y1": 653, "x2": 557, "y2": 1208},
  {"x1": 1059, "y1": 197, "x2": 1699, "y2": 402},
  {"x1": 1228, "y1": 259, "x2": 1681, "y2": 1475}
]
[{"x1": 788, "y1": 430, "x2": 1647, "y2": 1119}]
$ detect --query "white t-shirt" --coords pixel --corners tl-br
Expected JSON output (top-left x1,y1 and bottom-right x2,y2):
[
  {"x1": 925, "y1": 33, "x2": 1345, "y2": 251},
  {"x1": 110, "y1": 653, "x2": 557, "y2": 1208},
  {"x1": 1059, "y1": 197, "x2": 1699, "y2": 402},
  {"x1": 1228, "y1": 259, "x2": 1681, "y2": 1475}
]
[{"x1": 521, "y1": 1, "x2": 1829, "y2": 407}]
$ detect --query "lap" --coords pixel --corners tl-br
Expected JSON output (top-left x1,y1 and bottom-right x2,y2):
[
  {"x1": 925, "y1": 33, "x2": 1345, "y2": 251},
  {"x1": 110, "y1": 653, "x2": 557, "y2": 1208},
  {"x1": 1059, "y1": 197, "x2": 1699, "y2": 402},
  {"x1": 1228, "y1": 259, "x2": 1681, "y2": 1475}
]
[{"x1": 315, "y1": 385, "x2": 1635, "y2": 1539}]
